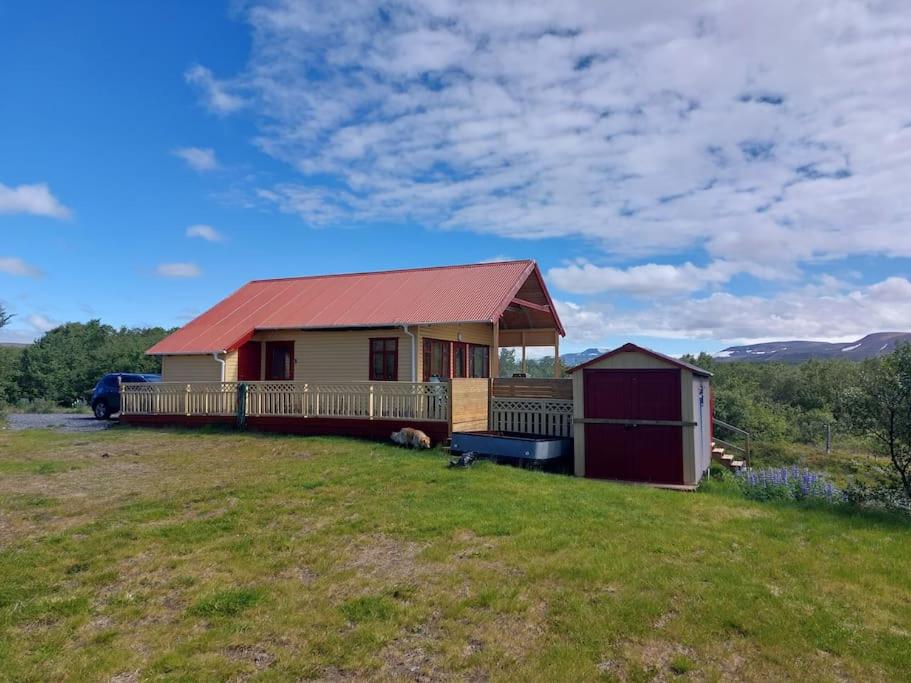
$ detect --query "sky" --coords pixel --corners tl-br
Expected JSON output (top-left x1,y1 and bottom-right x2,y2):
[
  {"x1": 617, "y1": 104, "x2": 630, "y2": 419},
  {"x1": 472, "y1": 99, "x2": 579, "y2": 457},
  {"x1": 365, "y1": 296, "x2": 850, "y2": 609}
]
[{"x1": 2, "y1": 0, "x2": 911, "y2": 357}]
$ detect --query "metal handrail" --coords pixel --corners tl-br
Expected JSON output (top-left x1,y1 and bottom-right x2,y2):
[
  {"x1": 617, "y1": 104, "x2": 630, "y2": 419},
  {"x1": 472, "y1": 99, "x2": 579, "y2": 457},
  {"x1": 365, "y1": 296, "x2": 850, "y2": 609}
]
[
  {"x1": 715, "y1": 419, "x2": 749, "y2": 437},
  {"x1": 714, "y1": 419, "x2": 752, "y2": 467}
]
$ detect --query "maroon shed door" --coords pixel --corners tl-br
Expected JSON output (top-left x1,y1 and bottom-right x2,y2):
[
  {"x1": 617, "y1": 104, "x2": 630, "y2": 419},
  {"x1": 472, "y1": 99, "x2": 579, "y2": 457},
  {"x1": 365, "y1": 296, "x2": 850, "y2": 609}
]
[
  {"x1": 237, "y1": 341, "x2": 262, "y2": 381},
  {"x1": 583, "y1": 369, "x2": 684, "y2": 484}
]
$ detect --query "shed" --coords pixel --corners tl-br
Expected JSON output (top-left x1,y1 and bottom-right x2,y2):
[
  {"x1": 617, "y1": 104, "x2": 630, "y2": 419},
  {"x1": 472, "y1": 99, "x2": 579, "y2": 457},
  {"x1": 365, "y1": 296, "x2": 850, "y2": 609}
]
[{"x1": 567, "y1": 343, "x2": 713, "y2": 488}]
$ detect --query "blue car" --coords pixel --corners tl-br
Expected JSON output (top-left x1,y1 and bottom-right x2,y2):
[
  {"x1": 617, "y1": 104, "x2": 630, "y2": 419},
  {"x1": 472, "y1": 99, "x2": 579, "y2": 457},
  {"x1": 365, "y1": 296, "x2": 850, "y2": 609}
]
[{"x1": 91, "y1": 373, "x2": 161, "y2": 419}]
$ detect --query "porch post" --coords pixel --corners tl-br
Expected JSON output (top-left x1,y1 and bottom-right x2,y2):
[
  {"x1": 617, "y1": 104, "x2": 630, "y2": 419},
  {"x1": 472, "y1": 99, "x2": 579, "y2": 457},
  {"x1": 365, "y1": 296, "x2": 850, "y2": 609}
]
[
  {"x1": 521, "y1": 330, "x2": 527, "y2": 375},
  {"x1": 491, "y1": 320, "x2": 500, "y2": 378},
  {"x1": 554, "y1": 329, "x2": 560, "y2": 378}
]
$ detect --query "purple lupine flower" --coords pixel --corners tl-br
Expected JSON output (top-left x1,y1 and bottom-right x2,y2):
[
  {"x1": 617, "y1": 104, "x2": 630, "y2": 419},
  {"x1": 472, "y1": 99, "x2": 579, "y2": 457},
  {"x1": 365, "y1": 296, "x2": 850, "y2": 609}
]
[{"x1": 735, "y1": 465, "x2": 841, "y2": 505}]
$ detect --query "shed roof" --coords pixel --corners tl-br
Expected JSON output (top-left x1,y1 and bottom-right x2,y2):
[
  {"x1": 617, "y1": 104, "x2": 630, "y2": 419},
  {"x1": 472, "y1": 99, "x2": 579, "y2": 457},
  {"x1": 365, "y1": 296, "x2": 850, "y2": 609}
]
[
  {"x1": 148, "y1": 259, "x2": 564, "y2": 355},
  {"x1": 566, "y1": 343, "x2": 713, "y2": 377}
]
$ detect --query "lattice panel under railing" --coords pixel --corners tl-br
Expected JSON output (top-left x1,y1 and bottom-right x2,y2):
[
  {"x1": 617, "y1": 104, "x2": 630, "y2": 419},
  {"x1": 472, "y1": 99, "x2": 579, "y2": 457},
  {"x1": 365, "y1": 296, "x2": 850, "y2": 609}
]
[{"x1": 490, "y1": 397, "x2": 574, "y2": 437}]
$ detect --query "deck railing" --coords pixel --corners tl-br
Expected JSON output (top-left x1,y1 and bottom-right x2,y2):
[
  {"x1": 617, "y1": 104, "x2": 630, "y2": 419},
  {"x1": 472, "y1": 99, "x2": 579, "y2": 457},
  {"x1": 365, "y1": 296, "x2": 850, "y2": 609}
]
[
  {"x1": 120, "y1": 381, "x2": 238, "y2": 417},
  {"x1": 490, "y1": 397, "x2": 574, "y2": 437},
  {"x1": 121, "y1": 381, "x2": 449, "y2": 422}
]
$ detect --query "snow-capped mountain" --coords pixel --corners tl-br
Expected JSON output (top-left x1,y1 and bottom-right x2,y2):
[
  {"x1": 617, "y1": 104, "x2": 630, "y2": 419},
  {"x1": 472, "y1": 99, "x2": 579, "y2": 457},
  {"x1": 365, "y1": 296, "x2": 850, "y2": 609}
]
[
  {"x1": 713, "y1": 332, "x2": 911, "y2": 363},
  {"x1": 560, "y1": 347, "x2": 608, "y2": 368}
]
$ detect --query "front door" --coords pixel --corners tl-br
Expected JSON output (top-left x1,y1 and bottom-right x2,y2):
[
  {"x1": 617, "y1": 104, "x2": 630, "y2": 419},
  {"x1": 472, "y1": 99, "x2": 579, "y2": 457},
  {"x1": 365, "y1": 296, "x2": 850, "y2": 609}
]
[
  {"x1": 238, "y1": 341, "x2": 262, "y2": 381},
  {"x1": 265, "y1": 341, "x2": 295, "y2": 380}
]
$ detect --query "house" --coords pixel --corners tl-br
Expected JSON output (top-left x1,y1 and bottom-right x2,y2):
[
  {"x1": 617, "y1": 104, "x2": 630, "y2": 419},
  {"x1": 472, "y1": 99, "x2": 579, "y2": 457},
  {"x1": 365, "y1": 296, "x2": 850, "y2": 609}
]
[
  {"x1": 147, "y1": 259, "x2": 564, "y2": 384},
  {"x1": 567, "y1": 343, "x2": 714, "y2": 488},
  {"x1": 126, "y1": 273, "x2": 727, "y2": 488}
]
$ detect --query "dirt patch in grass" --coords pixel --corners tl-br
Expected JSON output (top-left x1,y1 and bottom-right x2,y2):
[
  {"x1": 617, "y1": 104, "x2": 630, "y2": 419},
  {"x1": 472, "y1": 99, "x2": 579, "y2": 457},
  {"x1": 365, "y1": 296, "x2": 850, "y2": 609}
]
[
  {"x1": 343, "y1": 533, "x2": 430, "y2": 583},
  {"x1": 225, "y1": 643, "x2": 276, "y2": 671},
  {"x1": 623, "y1": 639, "x2": 699, "y2": 681},
  {"x1": 379, "y1": 611, "x2": 446, "y2": 682}
]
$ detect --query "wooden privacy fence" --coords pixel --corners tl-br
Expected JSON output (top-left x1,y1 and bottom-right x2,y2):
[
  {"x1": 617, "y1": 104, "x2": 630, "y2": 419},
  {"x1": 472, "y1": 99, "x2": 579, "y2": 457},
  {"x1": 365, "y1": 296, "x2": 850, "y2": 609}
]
[
  {"x1": 491, "y1": 378, "x2": 573, "y2": 400},
  {"x1": 490, "y1": 397, "x2": 574, "y2": 437},
  {"x1": 121, "y1": 381, "x2": 450, "y2": 422}
]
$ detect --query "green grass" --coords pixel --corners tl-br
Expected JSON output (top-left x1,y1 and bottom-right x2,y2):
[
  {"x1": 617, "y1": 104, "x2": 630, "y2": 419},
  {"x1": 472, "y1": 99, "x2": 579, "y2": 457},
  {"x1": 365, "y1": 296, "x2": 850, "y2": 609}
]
[
  {"x1": 0, "y1": 427, "x2": 908, "y2": 681},
  {"x1": 189, "y1": 587, "x2": 264, "y2": 617}
]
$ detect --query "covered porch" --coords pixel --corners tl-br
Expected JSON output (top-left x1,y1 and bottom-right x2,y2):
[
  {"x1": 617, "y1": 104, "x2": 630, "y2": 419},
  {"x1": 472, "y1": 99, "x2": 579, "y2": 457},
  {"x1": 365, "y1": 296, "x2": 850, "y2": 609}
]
[{"x1": 492, "y1": 269, "x2": 564, "y2": 378}]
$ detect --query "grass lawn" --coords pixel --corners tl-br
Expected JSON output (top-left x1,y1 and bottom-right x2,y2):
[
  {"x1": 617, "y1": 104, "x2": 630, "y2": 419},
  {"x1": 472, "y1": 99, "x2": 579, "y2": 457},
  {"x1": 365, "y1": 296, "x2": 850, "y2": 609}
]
[{"x1": 0, "y1": 427, "x2": 909, "y2": 681}]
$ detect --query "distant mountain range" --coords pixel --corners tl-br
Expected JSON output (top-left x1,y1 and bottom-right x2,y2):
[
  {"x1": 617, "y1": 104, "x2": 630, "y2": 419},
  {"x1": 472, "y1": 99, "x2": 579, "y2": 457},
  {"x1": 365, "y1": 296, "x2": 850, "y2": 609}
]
[
  {"x1": 713, "y1": 332, "x2": 911, "y2": 363},
  {"x1": 560, "y1": 347, "x2": 608, "y2": 367}
]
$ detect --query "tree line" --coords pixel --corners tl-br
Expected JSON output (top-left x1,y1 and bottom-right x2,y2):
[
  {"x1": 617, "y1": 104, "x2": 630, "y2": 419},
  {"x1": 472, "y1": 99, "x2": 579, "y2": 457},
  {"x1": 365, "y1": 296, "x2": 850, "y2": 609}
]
[{"x1": 0, "y1": 312, "x2": 172, "y2": 406}]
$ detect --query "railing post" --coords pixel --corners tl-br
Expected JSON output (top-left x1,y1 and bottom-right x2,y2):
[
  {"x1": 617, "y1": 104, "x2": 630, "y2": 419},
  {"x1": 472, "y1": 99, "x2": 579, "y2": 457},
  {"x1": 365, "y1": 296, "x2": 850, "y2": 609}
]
[
  {"x1": 369, "y1": 384, "x2": 374, "y2": 419},
  {"x1": 447, "y1": 379, "x2": 454, "y2": 434},
  {"x1": 236, "y1": 383, "x2": 247, "y2": 429},
  {"x1": 185, "y1": 384, "x2": 191, "y2": 417},
  {"x1": 303, "y1": 383, "x2": 309, "y2": 417}
]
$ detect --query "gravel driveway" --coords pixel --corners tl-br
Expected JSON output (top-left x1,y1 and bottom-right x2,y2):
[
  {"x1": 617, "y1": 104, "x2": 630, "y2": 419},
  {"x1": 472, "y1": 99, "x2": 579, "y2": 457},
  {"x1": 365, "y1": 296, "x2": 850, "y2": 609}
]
[{"x1": 3, "y1": 413, "x2": 117, "y2": 432}]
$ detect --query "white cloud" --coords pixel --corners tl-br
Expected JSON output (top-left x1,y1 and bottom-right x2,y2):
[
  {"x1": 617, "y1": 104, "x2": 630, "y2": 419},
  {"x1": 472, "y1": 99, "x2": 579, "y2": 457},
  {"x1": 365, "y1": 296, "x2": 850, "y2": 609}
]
[
  {"x1": 155, "y1": 262, "x2": 202, "y2": 278},
  {"x1": 549, "y1": 260, "x2": 737, "y2": 296},
  {"x1": 185, "y1": 224, "x2": 223, "y2": 242},
  {"x1": 26, "y1": 313, "x2": 58, "y2": 333},
  {"x1": 0, "y1": 257, "x2": 43, "y2": 278},
  {"x1": 185, "y1": 65, "x2": 245, "y2": 114},
  {"x1": 172, "y1": 147, "x2": 218, "y2": 171},
  {"x1": 556, "y1": 276, "x2": 911, "y2": 346},
  {"x1": 212, "y1": 0, "x2": 911, "y2": 275},
  {"x1": 0, "y1": 182, "x2": 71, "y2": 218}
]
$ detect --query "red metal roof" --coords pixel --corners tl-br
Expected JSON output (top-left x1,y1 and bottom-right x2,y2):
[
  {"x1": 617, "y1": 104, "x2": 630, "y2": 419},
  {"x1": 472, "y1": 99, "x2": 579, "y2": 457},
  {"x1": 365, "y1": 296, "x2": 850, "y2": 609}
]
[
  {"x1": 566, "y1": 343, "x2": 713, "y2": 377},
  {"x1": 148, "y1": 260, "x2": 564, "y2": 355}
]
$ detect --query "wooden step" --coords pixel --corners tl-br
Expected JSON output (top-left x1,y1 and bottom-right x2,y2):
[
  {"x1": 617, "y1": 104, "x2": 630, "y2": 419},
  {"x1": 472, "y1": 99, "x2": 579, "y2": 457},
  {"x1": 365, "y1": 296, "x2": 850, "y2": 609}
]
[
  {"x1": 712, "y1": 447, "x2": 725, "y2": 457},
  {"x1": 730, "y1": 460, "x2": 745, "y2": 469}
]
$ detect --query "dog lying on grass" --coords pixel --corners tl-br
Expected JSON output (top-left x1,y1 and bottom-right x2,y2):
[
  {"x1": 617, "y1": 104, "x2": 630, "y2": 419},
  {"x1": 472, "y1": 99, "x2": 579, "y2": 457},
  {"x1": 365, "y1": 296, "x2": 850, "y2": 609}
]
[{"x1": 390, "y1": 427, "x2": 432, "y2": 449}]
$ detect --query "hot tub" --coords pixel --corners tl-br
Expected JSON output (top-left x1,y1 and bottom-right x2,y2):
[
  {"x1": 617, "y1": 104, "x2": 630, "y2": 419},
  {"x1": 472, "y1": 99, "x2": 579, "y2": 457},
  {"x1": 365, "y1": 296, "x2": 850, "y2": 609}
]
[{"x1": 450, "y1": 431, "x2": 573, "y2": 472}]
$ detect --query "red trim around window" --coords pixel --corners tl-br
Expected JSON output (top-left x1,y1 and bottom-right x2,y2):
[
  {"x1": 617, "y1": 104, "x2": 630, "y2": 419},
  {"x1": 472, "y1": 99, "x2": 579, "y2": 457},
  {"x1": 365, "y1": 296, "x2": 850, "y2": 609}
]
[{"x1": 369, "y1": 337, "x2": 399, "y2": 381}]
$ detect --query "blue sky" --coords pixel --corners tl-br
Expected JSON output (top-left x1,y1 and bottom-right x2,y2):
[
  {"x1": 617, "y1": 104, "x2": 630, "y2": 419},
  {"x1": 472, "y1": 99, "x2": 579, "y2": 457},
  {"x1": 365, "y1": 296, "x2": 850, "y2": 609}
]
[{"x1": 2, "y1": 1, "x2": 911, "y2": 356}]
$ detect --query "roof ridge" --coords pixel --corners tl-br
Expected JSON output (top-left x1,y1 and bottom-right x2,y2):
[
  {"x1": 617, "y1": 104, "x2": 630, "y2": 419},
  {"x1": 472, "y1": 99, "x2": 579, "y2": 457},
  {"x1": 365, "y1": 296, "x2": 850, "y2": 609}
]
[{"x1": 246, "y1": 259, "x2": 534, "y2": 284}]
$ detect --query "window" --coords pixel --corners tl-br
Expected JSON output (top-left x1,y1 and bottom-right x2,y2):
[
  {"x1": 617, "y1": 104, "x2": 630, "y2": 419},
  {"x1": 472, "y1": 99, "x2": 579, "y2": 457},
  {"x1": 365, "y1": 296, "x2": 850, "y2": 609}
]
[
  {"x1": 370, "y1": 338, "x2": 398, "y2": 381},
  {"x1": 469, "y1": 344, "x2": 490, "y2": 378},
  {"x1": 422, "y1": 338, "x2": 451, "y2": 381},
  {"x1": 266, "y1": 341, "x2": 294, "y2": 380},
  {"x1": 453, "y1": 342, "x2": 468, "y2": 378}
]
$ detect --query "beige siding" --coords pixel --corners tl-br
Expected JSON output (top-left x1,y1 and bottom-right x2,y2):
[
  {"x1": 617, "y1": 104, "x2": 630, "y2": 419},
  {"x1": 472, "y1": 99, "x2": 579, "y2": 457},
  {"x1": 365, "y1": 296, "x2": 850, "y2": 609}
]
[
  {"x1": 223, "y1": 351, "x2": 238, "y2": 382},
  {"x1": 163, "y1": 324, "x2": 492, "y2": 385},
  {"x1": 417, "y1": 322, "x2": 494, "y2": 380},
  {"x1": 572, "y1": 369, "x2": 585, "y2": 476},
  {"x1": 580, "y1": 351, "x2": 676, "y2": 371},
  {"x1": 161, "y1": 355, "x2": 224, "y2": 382},
  {"x1": 251, "y1": 328, "x2": 415, "y2": 383},
  {"x1": 680, "y1": 369, "x2": 697, "y2": 485}
]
